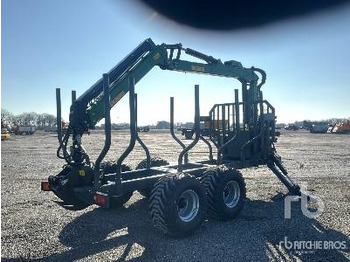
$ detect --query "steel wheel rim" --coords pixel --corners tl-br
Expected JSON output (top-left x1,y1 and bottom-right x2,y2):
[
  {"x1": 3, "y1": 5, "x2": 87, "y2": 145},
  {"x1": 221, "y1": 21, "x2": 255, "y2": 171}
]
[
  {"x1": 223, "y1": 180, "x2": 240, "y2": 208},
  {"x1": 177, "y1": 189, "x2": 200, "y2": 222}
]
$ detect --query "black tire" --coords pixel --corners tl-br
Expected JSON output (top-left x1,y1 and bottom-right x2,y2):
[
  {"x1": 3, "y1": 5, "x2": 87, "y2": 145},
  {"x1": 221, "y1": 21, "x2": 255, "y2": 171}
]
[
  {"x1": 101, "y1": 162, "x2": 131, "y2": 174},
  {"x1": 101, "y1": 162, "x2": 133, "y2": 208},
  {"x1": 201, "y1": 167, "x2": 246, "y2": 221},
  {"x1": 149, "y1": 173, "x2": 207, "y2": 237},
  {"x1": 109, "y1": 192, "x2": 133, "y2": 208},
  {"x1": 136, "y1": 158, "x2": 169, "y2": 198}
]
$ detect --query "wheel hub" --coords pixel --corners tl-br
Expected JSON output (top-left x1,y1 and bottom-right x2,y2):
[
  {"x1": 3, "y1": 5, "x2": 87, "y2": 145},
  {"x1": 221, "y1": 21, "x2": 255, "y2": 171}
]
[
  {"x1": 223, "y1": 180, "x2": 240, "y2": 208},
  {"x1": 177, "y1": 189, "x2": 199, "y2": 222}
]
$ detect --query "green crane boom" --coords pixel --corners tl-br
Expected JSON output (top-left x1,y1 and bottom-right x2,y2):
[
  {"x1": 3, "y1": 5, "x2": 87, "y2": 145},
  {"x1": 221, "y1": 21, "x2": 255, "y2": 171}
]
[
  {"x1": 61, "y1": 39, "x2": 265, "y2": 167},
  {"x1": 79, "y1": 39, "x2": 261, "y2": 129}
]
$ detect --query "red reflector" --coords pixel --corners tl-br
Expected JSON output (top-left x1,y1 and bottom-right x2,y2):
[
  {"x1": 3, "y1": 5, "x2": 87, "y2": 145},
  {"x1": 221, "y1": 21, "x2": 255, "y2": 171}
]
[
  {"x1": 94, "y1": 193, "x2": 109, "y2": 207},
  {"x1": 41, "y1": 181, "x2": 51, "y2": 191}
]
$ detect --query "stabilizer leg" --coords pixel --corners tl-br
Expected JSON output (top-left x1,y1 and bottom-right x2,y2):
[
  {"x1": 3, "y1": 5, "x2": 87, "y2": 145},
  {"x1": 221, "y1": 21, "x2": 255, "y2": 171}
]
[{"x1": 267, "y1": 154, "x2": 301, "y2": 195}]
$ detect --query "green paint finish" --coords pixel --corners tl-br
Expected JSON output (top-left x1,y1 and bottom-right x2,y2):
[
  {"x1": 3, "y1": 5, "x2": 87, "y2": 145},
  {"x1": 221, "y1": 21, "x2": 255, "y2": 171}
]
[{"x1": 86, "y1": 42, "x2": 262, "y2": 128}]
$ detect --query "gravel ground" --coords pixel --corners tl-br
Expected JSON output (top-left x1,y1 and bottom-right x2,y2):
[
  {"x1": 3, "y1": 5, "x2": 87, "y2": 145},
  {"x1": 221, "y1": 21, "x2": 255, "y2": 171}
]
[{"x1": 1, "y1": 130, "x2": 349, "y2": 261}]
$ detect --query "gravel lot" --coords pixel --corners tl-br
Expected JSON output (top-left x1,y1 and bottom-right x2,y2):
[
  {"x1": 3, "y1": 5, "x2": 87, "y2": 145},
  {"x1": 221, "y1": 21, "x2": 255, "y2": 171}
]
[{"x1": 1, "y1": 130, "x2": 349, "y2": 261}]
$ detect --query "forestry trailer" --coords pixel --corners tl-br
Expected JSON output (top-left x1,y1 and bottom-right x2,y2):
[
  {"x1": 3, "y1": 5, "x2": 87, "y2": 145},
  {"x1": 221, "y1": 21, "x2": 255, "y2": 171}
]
[{"x1": 42, "y1": 39, "x2": 304, "y2": 237}]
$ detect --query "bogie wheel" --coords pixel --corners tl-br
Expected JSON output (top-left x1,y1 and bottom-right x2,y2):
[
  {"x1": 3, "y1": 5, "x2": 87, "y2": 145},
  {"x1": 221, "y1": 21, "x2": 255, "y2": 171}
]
[
  {"x1": 201, "y1": 167, "x2": 246, "y2": 220},
  {"x1": 136, "y1": 158, "x2": 169, "y2": 198},
  {"x1": 149, "y1": 173, "x2": 207, "y2": 237},
  {"x1": 109, "y1": 192, "x2": 133, "y2": 208},
  {"x1": 101, "y1": 163, "x2": 133, "y2": 208}
]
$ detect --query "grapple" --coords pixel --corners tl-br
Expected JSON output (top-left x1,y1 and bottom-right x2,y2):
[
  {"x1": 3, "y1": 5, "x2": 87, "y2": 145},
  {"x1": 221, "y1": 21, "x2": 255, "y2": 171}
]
[{"x1": 47, "y1": 165, "x2": 94, "y2": 209}]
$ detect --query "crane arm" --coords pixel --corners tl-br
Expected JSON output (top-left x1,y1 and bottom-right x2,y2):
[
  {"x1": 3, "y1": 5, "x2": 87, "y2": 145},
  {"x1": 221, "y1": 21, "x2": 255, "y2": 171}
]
[
  {"x1": 59, "y1": 38, "x2": 266, "y2": 166},
  {"x1": 74, "y1": 40, "x2": 261, "y2": 130}
]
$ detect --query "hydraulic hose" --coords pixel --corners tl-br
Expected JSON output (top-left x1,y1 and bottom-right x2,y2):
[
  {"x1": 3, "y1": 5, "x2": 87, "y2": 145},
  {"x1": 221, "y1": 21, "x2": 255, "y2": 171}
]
[{"x1": 252, "y1": 67, "x2": 266, "y2": 90}]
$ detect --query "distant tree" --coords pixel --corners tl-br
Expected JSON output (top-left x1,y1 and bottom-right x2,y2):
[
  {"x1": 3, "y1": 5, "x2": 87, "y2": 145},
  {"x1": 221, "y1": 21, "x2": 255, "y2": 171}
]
[
  {"x1": 45, "y1": 114, "x2": 56, "y2": 126},
  {"x1": 37, "y1": 114, "x2": 45, "y2": 126},
  {"x1": 1, "y1": 109, "x2": 14, "y2": 127},
  {"x1": 36, "y1": 113, "x2": 56, "y2": 126},
  {"x1": 15, "y1": 112, "x2": 38, "y2": 125},
  {"x1": 2, "y1": 111, "x2": 57, "y2": 127},
  {"x1": 13, "y1": 114, "x2": 22, "y2": 126}
]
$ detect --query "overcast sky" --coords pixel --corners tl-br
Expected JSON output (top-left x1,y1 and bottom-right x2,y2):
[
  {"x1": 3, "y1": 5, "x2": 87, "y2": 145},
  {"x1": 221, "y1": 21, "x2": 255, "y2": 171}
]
[{"x1": 2, "y1": 0, "x2": 350, "y2": 125}]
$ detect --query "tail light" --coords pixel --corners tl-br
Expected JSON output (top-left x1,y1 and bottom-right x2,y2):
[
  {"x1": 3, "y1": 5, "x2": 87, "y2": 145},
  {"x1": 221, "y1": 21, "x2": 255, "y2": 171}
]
[
  {"x1": 41, "y1": 181, "x2": 51, "y2": 191},
  {"x1": 94, "y1": 192, "x2": 109, "y2": 207}
]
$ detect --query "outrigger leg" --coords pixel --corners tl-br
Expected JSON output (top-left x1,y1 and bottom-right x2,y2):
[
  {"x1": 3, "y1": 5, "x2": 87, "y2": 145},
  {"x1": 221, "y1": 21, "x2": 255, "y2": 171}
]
[{"x1": 267, "y1": 153, "x2": 301, "y2": 195}]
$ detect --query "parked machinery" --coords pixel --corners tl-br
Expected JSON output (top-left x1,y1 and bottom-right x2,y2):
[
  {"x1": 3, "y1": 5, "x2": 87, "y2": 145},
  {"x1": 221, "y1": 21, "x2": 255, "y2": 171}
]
[
  {"x1": 1, "y1": 127, "x2": 10, "y2": 141},
  {"x1": 331, "y1": 121, "x2": 350, "y2": 134},
  {"x1": 15, "y1": 126, "x2": 36, "y2": 135},
  {"x1": 42, "y1": 39, "x2": 303, "y2": 237},
  {"x1": 310, "y1": 124, "x2": 328, "y2": 134}
]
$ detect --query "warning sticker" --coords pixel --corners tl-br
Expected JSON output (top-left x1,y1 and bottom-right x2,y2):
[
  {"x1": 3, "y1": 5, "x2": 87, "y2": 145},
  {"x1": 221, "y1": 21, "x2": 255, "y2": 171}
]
[
  {"x1": 110, "y1": 91, "x2": 126, "y2": 107},
  {"x1": 153, "y1": 53, "x2": 161, "y2": 60},
  {"x1": 191, "y1": 65, "x2": 205, "y2": 72}
]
